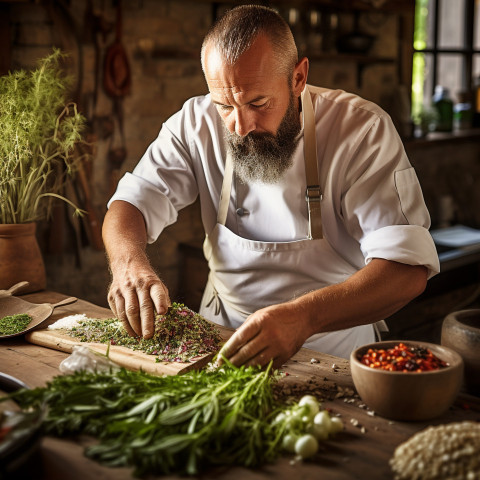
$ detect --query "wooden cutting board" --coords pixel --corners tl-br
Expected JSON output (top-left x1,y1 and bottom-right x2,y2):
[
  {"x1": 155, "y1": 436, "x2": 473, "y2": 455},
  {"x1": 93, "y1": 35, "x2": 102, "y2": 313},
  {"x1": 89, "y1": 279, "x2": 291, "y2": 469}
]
[
  {"x1": 22, "y1": 292, "x2": 234, "y2": 376},
  {"x1": 25, "y1": 328, "x2": 228, "y2": 375}
]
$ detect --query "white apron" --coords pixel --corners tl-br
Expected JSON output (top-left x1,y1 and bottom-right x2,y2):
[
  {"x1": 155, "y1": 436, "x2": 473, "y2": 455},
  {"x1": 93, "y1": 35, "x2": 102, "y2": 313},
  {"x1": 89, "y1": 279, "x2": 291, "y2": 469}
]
[{"x1": 199, "y1": 86, "x2": 375, "y2": 359}]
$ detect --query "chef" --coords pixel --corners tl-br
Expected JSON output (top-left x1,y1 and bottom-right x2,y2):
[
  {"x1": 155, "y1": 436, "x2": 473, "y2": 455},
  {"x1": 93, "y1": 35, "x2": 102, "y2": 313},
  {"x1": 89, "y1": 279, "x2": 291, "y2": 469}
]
[{"x1": 102, "y1": 5, "x2": 440, "y2": 368}]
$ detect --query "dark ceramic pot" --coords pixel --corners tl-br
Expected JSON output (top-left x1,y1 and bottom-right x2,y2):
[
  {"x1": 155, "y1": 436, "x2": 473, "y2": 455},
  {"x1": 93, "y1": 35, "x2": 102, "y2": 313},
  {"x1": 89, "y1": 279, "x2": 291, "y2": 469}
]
[{"x1": 442, "y1": 309, "x2": 480, "y2": 396}]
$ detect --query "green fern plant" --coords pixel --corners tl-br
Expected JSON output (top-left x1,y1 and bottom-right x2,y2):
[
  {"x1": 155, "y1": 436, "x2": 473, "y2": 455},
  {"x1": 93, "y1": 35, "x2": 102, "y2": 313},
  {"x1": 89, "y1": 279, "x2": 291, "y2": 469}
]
[{"x1": 0, "y1": 49, "x2": 87, "y2": 224}]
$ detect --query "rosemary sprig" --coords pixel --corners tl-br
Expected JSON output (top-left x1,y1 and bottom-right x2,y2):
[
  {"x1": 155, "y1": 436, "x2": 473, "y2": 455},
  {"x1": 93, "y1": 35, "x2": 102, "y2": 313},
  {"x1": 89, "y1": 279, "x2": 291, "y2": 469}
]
[{"x1": 9, "y1": 360, "x2": 284, "y2": 476}]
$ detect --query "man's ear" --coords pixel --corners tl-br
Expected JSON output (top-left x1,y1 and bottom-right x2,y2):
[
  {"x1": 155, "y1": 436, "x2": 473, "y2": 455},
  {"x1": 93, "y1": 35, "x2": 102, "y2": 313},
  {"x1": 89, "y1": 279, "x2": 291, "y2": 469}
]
[{"x1": 292, "y1": 57, "x2": 309, "y2": 96}]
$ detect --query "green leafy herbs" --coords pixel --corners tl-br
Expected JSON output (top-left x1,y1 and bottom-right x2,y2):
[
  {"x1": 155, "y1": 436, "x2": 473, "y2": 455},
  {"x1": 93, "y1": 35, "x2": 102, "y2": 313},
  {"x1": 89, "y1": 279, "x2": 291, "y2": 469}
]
[
  {"x1": 66, "y1": 303, "x2": 222, "y2": 362},
  {"x1": 0, "y1": 48, "x2": 87, "y2": 224},
  {"x1": 0, "y1": 313, "x2": 32, "y2": 335},
  {"x1": 8, "y1": 361, "x2": 285, "y2": 476}
]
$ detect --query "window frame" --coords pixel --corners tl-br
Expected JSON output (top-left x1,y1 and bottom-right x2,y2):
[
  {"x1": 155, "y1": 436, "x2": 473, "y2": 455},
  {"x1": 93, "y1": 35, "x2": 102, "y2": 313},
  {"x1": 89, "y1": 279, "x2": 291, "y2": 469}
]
[{"x1": 415, "y1": 0, "x2": 479, "y2": 97}]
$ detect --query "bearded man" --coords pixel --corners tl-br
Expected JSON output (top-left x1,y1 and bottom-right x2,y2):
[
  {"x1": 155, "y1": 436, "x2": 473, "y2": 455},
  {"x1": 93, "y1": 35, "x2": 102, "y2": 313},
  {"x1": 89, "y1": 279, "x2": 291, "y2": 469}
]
[{"x1": 103, "y1": 5, "x2": 439, "y2": 367}]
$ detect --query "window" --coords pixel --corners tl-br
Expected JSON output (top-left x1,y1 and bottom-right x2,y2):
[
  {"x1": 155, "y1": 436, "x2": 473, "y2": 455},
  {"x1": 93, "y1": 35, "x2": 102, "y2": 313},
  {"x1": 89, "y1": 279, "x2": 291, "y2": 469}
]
[{"x1": 412, "y1": 0, "x2": 480, "y2": 122}]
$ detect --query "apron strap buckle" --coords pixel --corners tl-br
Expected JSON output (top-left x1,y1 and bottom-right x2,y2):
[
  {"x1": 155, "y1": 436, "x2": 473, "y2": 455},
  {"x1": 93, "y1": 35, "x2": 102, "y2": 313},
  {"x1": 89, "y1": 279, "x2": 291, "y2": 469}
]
[
  {"x1": 306, "y1": 185, "x2": 323, "y2": 240},
  {"x1": 306, "y1": 185, "x2": 322, "y2": 202}
]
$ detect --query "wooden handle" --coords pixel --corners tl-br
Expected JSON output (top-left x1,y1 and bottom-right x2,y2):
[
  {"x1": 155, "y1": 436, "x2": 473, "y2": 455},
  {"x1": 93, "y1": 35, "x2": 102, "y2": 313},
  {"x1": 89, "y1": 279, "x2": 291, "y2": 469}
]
[
  {"x1": 0, "y1": 281, "x2": 30, "y2": 298},
  {"x1": 50, "y1": 297, "x2": 78, "y2": 309}
]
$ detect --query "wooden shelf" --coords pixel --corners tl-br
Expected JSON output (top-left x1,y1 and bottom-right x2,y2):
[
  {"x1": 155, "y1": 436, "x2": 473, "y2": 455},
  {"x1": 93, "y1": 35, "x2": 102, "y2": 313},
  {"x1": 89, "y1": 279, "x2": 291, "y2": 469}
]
[{"x1": 405, "y1": 128, "x2": 480, "y2": 147}]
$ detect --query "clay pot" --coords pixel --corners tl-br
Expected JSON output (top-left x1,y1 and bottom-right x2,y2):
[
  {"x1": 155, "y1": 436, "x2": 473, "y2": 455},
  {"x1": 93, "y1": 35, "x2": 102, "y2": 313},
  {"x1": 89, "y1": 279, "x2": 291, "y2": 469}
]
[
  {"x1": 0, "y1": 223, "x2": 46, "y2": 293},
  {"x1": 442, "y1": 310, "x2": 480, "y2": 396},
  {"x1": 350, "y1": 340, "x2": 463, "y2": 421}
]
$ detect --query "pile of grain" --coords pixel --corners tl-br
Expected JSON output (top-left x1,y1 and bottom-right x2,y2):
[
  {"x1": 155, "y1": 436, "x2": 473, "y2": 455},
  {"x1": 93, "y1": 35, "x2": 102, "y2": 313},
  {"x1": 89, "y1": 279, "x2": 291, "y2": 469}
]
[{"x1": 390, "y1": 421, "x2": 480, "y2": 480}]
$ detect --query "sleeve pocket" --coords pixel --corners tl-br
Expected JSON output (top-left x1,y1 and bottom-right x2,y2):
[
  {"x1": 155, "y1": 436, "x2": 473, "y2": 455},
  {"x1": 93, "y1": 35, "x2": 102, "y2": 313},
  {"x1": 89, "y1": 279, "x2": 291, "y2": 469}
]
[{"x1": 394, "y1": 168, "x2": 428, "y2": 226}]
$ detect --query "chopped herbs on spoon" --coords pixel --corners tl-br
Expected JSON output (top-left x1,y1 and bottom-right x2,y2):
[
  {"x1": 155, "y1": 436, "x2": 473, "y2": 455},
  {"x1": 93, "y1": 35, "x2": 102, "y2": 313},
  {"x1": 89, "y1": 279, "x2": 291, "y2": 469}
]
[
  {"x1": 62, "y1": 302, "x2": 222, "y2": 362},
  {"x1": 0, "y1": 313, "x2": 32, "y2": 335}
]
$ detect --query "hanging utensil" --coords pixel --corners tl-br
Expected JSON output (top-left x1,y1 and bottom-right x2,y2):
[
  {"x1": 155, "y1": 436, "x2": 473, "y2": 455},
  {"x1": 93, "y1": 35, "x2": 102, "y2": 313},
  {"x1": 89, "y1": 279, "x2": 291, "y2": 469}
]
[
  {"x1": 103, "y1": 0, "x2": 131, "y2": 98},
  {"x1": 103, "y1": 0, "x2": 130, "y2": 196}
]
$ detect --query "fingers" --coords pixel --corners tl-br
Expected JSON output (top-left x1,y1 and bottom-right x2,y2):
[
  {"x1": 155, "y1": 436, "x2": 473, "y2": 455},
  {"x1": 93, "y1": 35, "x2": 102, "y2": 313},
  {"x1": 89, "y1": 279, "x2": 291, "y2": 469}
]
[
  {"x1": 219, "y1": 333, "x2": 278, "y2": 369},
  {"x1": 217, "y1": 306, "x2": 302, "y2": 370},
  {"x1": 219, "y1": 320, "x2": 259, "y2": 360},
  {"x1": 219, "y1": 320, "x2": 271, "y2": 367},
  {"x1": 108, "y1": 278, "x2": 170, "y2": 339},
  {"x1": 108, "y1": 290, "x2": 138, "y2": 337},
  {"x1": 150, "y1": 282, "x2": 170, "y2": 315},
  {"x1": 138, "y1": 288, "x2": 155, "y2": 339},
  {"x1": 235, "y1": 346, "x2": 275, "y2": 369}
]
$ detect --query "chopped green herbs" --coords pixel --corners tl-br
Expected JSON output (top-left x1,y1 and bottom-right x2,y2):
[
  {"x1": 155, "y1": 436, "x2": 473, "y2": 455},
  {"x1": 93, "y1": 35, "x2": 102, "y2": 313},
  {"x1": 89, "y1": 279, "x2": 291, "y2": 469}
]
[
  {"x1": 0, "y1": 313, "x2": 32, "y2": 335},
  {"x1": 8, "y1": 361, "x2": 284, "y2": 476},
  {"x1": 66, "y1": 303, "x2": 222, "y2": 362}
]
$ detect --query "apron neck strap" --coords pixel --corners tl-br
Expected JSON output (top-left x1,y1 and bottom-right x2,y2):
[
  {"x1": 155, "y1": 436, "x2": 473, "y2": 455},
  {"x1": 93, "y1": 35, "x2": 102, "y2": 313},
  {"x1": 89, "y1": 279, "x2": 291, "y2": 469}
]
[
  {"x1": 217, "y1": 85, "x2": 323, "y2": 239},
  {"x1": 302, "y1": 85, "x2": 323, "y2": 239},
  {"x1": 217, "y1": 150, "x2": 234, "y2": 226}
]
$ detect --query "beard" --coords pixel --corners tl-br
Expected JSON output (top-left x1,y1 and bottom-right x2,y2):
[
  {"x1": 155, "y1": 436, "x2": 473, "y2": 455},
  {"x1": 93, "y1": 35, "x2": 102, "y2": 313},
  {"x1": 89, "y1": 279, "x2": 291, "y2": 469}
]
[{"x1": 224, "y1": 92, "x2": 301, "y2": 184}]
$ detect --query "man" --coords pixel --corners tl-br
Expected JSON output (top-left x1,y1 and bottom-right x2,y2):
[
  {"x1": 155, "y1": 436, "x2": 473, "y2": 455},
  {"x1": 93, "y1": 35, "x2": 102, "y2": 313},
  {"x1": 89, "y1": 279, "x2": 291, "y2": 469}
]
[{"x1": 103, "y1": 5, "x2": 439, "y2": 368}]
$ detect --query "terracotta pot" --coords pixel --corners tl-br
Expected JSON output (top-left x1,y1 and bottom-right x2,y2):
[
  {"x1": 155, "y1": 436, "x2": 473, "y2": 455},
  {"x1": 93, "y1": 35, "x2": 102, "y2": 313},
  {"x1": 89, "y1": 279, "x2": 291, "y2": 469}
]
[{"x1": 0, "y1": 223, "x2": 46, "y2": 293}]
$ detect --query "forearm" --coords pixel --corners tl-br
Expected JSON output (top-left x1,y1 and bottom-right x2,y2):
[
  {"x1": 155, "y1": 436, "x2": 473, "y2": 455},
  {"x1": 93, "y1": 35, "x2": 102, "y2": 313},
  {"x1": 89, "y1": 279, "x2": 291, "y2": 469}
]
[
  {"x1": 102, "y1": 200, "x2": 170, "y2": 337},
  {"x1": 294, "y1": 258, "x2": 428, "y2": 337},
  {"x1": 219, "y1": 259, "x2": 428, "y2": 368},
  {"x1": 102, "y1": 200, "x2": 149, "y2": 274}
]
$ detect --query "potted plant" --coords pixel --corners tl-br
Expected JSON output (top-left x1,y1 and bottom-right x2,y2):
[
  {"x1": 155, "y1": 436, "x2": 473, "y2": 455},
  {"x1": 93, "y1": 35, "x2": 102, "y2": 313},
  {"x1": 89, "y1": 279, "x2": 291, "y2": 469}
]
[
  {"x1": 0, "y1": 49, "x2": 87, "y2": 292},
  {"x1": 413, "y1": 106, "x2": 439, "y2": 138}
]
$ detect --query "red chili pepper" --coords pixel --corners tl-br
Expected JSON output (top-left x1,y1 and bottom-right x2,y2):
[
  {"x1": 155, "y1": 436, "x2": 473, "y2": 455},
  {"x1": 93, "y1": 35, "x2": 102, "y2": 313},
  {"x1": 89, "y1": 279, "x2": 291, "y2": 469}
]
[{"x1": 359, "y1": 343, "x2": 448, "y2": 372}]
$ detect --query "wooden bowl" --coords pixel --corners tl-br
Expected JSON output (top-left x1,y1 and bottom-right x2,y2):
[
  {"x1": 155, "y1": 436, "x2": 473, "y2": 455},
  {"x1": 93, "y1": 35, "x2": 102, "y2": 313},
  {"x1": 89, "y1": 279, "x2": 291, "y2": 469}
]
[
  {"x1": 350, "y1": 341, "x2": 463, "y2": 421},
  {"x1": 442, "y1": 309, "x2": 480, "y2": 396}
]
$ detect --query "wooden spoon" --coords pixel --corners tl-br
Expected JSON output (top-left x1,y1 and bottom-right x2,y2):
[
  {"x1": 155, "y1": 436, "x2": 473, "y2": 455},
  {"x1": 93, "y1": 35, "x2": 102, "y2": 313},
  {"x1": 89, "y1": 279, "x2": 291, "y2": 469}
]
[{"x1": 0, "y1": 283, "x2": 77, "y2": 339}]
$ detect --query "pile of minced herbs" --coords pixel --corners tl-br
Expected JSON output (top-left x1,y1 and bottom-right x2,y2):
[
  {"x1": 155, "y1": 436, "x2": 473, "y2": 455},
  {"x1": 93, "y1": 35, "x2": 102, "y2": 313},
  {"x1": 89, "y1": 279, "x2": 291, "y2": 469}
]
[
  {"x1": 0, "y1": 313, "x2": 32, "y2": 336},
  {"x1": 58, "y1": 303, "x2": 222, "y2": 362}
]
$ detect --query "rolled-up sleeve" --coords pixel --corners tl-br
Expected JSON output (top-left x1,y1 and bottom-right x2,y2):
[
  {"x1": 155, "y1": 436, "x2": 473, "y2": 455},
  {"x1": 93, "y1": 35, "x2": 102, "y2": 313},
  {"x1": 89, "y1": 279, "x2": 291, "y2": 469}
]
[
  {"x1": 340, "y1": 112, "x2": 440, "y2": 279},
  {"x1": 108, "y1": 106, "x2": 200, "y2": 244},
  {"x1": 108, "y1": 173, "x2": 179, "y2": 244},
  {"x1": 361, "y1": 225, "x2": 439, "y2": 279}
]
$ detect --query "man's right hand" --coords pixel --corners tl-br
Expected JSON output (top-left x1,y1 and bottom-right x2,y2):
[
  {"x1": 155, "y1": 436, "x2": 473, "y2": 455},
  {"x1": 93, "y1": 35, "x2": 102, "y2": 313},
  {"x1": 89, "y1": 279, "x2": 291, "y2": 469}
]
[
  {"x1": 103, "y1": 200, "x2": 171, "y2": 339},
  {"x1": 107, "y1": 262, "x2": 170, "y2": 339}
]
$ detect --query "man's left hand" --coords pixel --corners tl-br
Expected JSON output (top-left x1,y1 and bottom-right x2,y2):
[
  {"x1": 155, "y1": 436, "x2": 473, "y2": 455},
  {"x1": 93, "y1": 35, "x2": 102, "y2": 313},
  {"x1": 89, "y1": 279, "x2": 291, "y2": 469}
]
[{"x1": 218, "y1": 302, "x2": 309, "y2": 369}]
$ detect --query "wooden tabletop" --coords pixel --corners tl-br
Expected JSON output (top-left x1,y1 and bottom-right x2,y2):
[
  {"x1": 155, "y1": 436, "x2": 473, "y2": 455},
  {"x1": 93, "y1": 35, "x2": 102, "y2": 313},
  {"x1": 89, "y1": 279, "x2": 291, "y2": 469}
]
[{"x1": 1, "y1": 290, "x2": 480, "y2": 480}]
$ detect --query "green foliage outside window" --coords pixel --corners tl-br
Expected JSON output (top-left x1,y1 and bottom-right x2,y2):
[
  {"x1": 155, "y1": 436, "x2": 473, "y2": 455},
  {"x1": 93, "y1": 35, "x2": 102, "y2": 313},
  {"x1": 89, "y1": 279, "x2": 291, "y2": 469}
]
[{"x1": 412, "y1": 0, "x2": 429, "y2": 124}]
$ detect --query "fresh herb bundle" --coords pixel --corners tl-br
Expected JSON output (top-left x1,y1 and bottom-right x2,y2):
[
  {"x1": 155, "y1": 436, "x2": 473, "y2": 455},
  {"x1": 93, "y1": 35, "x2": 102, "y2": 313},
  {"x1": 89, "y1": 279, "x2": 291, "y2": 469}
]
[
  {"x1": 0, "y1": 49, "x2": 86, "y2": 223},
  {"x1": 9, "y1": 361, "x2": 284, "y2": 476},
  {"x1": 0, "y1": 313, "x2": 32, "y2": 335},
  {"x1": 67, "y1": 303, "x2": 222, "y2": 362}
]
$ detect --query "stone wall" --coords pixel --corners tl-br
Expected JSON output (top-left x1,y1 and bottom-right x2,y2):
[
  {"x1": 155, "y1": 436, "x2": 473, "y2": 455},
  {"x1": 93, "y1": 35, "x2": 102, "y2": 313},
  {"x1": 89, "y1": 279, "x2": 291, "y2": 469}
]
[{"x1": 6, "y1": 0, "x2": 417, "y2": 308}]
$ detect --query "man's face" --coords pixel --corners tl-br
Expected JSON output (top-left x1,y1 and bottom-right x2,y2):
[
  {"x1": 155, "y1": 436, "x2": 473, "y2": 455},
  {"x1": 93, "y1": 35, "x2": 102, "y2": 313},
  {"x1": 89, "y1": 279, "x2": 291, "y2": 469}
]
[{"x1": 204, "y1": 34, "x2": 303, "y2": 183}]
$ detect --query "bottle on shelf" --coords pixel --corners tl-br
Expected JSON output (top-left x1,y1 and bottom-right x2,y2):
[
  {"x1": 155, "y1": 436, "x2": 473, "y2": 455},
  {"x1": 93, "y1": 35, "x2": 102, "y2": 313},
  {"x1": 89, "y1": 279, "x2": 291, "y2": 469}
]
[
  {"x1": 453, "y1": 91, "x2": 473, "y2": 130},
  {"x1": 473, "y1": 76, "x2": 480, "y2": 128},
  {"x1": 432, "y1": 85, "x2": 454, "y2": 132}
]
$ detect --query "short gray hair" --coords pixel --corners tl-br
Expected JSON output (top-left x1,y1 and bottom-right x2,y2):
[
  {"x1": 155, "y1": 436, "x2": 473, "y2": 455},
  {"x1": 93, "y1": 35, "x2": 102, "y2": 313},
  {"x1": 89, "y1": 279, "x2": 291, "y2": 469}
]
[{"x1": 201, "y1": 5, "x2": 298, "y2": 78}]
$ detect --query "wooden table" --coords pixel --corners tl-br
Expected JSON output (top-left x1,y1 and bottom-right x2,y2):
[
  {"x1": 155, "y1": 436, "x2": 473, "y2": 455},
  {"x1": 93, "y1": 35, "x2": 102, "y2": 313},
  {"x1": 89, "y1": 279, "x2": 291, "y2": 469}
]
[{"x1": 1, "y1": 291, "x2": 480, "y2": 480}]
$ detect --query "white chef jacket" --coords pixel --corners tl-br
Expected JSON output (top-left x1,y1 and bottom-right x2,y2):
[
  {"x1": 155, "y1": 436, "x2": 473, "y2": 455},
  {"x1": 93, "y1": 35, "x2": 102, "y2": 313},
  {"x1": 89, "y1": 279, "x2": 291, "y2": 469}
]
[{"x1": 109, "y1": 85, "x2": 439, "y2": 281}]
